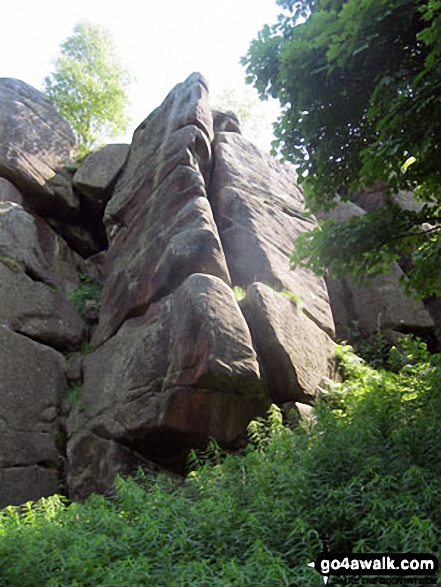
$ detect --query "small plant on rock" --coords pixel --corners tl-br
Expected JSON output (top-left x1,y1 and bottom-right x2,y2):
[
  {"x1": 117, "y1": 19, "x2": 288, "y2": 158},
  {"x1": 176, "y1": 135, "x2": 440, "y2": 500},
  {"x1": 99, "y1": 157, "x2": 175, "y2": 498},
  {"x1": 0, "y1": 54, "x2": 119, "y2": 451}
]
[{"x1": 68, "y1": 273, "x2": 101, "y2": 315}]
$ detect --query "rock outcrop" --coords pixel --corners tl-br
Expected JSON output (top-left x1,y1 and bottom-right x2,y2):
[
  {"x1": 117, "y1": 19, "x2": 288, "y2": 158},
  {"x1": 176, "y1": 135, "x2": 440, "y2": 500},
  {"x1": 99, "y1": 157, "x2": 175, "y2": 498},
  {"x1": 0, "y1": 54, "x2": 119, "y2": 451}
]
[
  {"x1": 66, "y1": 73, "x2": 335, "y2": 500},
  {"x1": 323, "y1": 198, "x2": 439, "y2": 347},
  {"x1": 0, "y1": 73, "x2": 335, "y2": 506},
  {"x1": 1, "y1": 73, "x2": 437, "y2": 508}
]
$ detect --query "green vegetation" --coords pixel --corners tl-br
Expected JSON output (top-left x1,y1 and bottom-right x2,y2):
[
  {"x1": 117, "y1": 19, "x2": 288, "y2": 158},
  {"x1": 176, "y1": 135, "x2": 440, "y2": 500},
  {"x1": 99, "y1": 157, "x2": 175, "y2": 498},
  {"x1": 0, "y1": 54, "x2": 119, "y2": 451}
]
[
  {"x1": 68, "y1": 273, "x2": 101, "y2": 315},
  {"x1": 279, "y1": 289, "x2": 303, "y2": 312},
  {"x1": 43, "y1": 20, "x2": 131, "y2": 158},
  {"x1": 232, "y1": 285, "x2": 247, "y2": 301},
  {"x1": 1, "y1": 337, "x2": 440, "y2": 585},
  {"x1": 65, "y1": 384, "x2": 83, "y2": 408},
  {"x1": 242, "y1": 0, "x2": 441, "y2": 298},
  {"x1": 0, "y1": 255, "x2": 24, "y2": 272}
]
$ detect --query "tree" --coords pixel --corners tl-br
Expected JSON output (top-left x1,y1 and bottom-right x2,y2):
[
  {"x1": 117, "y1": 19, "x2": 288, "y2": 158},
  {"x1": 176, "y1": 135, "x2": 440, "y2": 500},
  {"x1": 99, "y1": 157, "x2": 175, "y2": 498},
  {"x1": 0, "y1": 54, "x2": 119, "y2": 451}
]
[
  {"x1": 43, "y1": 21, "x2": 131, "y2": 157},
  {"x1": 242, "y1": 0, "x2": 441, "y2": 298}
]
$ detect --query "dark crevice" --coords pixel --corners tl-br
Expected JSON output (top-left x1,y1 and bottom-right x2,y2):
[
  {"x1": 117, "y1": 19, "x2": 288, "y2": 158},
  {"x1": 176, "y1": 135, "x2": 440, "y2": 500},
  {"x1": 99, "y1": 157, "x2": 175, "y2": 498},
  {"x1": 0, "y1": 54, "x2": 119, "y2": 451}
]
[
  {"x1": 392, "y1": 325, "x2": 439, "y2": 354},
  {"x1": 5, "y1": 325, "x2": 64, "y2": 353},
  {"x1": 22, "y1": 266, "x2": 57, "y2": 289}
]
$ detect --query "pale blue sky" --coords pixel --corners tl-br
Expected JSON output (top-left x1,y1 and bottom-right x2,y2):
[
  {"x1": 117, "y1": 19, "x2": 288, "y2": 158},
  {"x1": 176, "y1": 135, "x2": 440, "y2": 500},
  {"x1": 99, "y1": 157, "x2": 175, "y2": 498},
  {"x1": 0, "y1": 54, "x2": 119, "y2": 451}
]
[{"x1": 1, "y1": 0, "x2": 283, "y2": 148}]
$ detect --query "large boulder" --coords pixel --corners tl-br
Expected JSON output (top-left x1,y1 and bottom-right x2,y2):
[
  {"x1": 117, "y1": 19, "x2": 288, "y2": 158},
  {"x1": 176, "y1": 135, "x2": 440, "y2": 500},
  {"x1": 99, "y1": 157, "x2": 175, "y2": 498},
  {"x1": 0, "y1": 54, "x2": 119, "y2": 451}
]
[
  {"x1": 73, "y1": 144, "x2": 130, "y2": 215},
  {"x1": 67, "y1": 274, "x2": 267, "y2": 496},
  {"x1": 241, "y1": 283, "x2": 335, "y2": 405},
  {"x1": 0, "y1": 78, "x2": 77, "y2": 219},
  {"x1": 0, "y1": 201, "x2": 84, "y2": 294},
  {"x1": 327, "y1": 268, "x2": 436, "y2": 343},
  {"x1": 0, "y1": 467, "x2": 60, "y2": 510},
  {"x1": 0, "y1": 263, "x2": 85, "y2": 351},
  {"x1": 67, "y1": 431, "x2": 152, "y2": 502},
  {"x1": 0, "y1": 328, "x2": 67, "y2": 508}
]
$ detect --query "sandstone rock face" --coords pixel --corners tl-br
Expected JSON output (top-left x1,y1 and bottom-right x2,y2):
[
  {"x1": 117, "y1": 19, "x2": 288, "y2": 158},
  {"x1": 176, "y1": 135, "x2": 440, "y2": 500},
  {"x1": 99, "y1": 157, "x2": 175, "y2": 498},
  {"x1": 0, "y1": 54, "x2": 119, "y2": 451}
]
[
  {"x1": 65, "y1": 74, "x2": 338, "y2": 500},
  {"x1": 0, "y1": 263, "x2": 85, "y2": 351},
  {"x1": 0, "y1": 73, "x2": 341, "y2": 506},
  {"x1": 242, "y1": 283, "x2": 335, "y2": 405},
  {"x1": 0, "y1": 78, "x2": 76, "y2": 218},
  {"x1": 93, "y1": 74, "x2": 230, "y2": 346},
  {"x1": 2, "y1": 73, "x2": 440, "y2": 508},
  {"x1": 0, "y1": 201, "x2": 83, "y2": 293},
  {"x1": 67, "y1": 274, "x2": 266, "y2": 498},
  {"x1": 212, "y1": 110, "x2": 241, "y2": 134},
  {"x1": 73, "y1": 144, "x2": 130, "y2": 214},
  {"x1": 211, "y1": 132, "x2": 335, "y2": 337},
  {"x1": 0, "y1": 170, "x2": 93, "y2": 507},
  {"x1": 66, "y1": 431, "x2": 152, "y2": 502},
  {"x1": 0, "y1": 329, "x2": 66, "y2": 507}
]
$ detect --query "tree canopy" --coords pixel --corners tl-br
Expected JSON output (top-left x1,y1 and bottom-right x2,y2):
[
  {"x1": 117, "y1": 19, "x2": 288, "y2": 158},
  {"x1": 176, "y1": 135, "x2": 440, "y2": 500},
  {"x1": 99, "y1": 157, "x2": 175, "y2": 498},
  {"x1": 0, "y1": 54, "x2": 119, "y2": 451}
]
[
  {"x1": 242, "y1": 0, "x2": 441, "y2": 298},
  {"x1": 43, "y1": 21, "x2": 131, "y2": 157}
]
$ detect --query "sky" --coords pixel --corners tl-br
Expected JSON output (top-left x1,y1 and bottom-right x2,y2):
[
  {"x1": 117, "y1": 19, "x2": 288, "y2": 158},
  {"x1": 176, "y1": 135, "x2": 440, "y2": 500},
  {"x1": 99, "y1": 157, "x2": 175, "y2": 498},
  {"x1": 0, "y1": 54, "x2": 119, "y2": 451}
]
[{"x1": 0, "y1": 0, "x2": 283, "y2": 150}]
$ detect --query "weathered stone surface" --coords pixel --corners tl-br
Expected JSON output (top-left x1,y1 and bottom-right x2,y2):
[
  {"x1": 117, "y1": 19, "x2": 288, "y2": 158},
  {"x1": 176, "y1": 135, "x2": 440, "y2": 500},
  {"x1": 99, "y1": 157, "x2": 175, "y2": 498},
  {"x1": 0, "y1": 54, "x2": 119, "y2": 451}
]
[
  {"x1": 73, "y1": 144, "x2": 130, "y2": 214},
  {"x1": 67, "y1": 431, "x2": 151, "y2": 502},
  {"x1": 163, "y1": 274, "x2": 262, "y2": 396},
  {"x1": 0, "y1": 263, "x2": 85, "y2": 351},
  {"x1": 213, "y1": 110, "x2": 241, "y2": 134},
  {"x1": 0, "y1": 78, "x2": 77, "y2": 218},
  {"x1": 68, "y1": 274, "x2": 266, "y2": 491},
  {"x1": 242, "y1": 283, "x2": 335, "y2": 404},
  {"x1": 93, "y1": 74, "x2": 229, "y2": 345},
  {"x1": 0, "y1": 177, "x2": 24, "y2": 206},
  {"x1": 94, "y1": 172, "x2": 229, "y2": 346},
  {"x1": 0, "y1": 202, "x2": 83, "y2": 294},
  {"x1": 105, "y1": 73, "x2": 214, "y2": 227},
  {"x1": 46, "y1": 210, "x2": 108, "y2": 259},
  {"x1": 350, "y1": 181, "x2": 426, "y2": 214},
  {"x1": 44, "y1": 168, "x2": 79, "y2": 220},
  {"x1": 0, "y1": 328, "x2": 66, "y2": 508},
  {"x1": 83, "y1": 251, "x2": 107, "y2": 286},
  {"x1": 0, "y1": 75, "x2": 344, "y2": 506},
  {"x1": 329, "y1": 267, "x2": 435, "y2": 340},
  {"x1": 66, "y1": 353, "x2": 83, "y2": 384},
  {"x1": 211, "y1": 131, "x2": 335, "y2": 337},
  {"x1": 324, "y1": 199, "x2": 436, "y2": 342},
  {"x1": 320, "y1": 198, "x2": 365, "y2": 223},
  {"x1": 0, "y1": 466, "x2": 59, "y2": 508}
]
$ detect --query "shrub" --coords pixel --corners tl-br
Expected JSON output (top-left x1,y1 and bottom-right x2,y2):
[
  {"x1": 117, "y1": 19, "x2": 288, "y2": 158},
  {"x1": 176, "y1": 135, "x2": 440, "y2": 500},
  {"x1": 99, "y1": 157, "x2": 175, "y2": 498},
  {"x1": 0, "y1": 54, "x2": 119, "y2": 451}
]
[{"x1": 1, "y1": 339, "x2": 440, "y2": 585}]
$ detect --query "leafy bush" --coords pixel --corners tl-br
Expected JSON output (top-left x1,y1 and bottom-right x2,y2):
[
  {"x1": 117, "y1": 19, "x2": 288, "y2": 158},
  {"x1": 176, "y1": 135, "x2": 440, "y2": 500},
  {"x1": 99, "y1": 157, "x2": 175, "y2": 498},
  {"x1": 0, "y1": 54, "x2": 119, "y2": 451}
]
[{"x1": 1, "y1": 339, "x2": 440, "y2": 586}]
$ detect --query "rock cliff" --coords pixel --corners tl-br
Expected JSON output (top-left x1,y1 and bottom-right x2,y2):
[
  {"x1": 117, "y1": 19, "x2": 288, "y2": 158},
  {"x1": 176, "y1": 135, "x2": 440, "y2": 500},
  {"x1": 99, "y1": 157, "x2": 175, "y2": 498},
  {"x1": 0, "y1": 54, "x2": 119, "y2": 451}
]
[{"x1": 0, "y1": 74, "x2": 437, "y2": 507}]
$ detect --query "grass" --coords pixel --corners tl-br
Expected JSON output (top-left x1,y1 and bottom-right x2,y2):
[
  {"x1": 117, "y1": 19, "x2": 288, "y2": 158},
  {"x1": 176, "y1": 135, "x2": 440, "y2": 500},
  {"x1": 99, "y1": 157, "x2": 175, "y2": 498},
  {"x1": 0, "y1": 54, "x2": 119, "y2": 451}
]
[{"x1": 0, "y1": 337, "x2": 440, "y2": 586}]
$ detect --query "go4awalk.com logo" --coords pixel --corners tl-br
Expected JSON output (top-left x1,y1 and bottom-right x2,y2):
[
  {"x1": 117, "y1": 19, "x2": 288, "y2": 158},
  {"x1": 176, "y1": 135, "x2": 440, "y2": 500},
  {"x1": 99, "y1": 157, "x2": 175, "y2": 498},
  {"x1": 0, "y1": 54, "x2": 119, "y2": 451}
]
[{"x1": 307, "y1": 541, "x2": 438, "y2": 585}]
